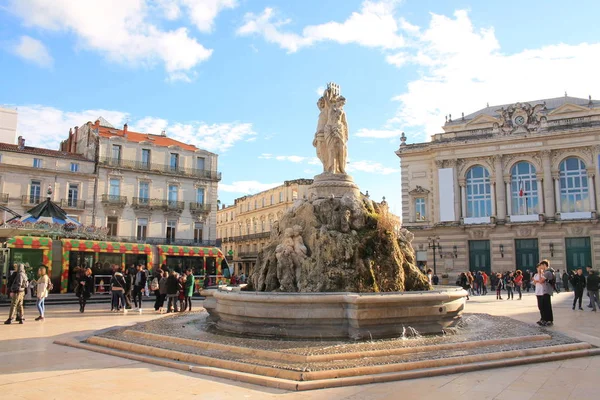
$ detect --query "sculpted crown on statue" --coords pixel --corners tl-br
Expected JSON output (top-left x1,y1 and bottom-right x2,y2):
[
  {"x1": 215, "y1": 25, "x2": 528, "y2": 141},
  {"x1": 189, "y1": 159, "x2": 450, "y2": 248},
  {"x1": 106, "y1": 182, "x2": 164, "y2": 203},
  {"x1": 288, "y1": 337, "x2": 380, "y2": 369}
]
[{"x1": 313, "y1": 82, "x2": 349, "y2": 174}]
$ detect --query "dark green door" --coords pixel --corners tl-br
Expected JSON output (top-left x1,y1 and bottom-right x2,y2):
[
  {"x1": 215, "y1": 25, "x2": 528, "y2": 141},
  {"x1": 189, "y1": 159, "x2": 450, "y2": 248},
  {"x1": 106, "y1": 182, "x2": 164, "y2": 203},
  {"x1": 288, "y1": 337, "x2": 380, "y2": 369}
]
[
  {"x1": 565, "y1": 237, "x2": 592, "y2": 272},
  {"x1": 469, "y1": 240, "x2": 491, "y2": 274},
  {"x1": 515, "y1": 239, "x2": 539, "y2": 271}
]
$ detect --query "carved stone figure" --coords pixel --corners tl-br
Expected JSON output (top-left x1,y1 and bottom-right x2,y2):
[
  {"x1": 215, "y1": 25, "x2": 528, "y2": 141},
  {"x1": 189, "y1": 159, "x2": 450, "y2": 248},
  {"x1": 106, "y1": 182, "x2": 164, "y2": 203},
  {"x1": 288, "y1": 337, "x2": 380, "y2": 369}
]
[
  {"x1": 275, "y1": 228, "x2": 296, "y2": 291},
  {"x1": 314, "y1": 84, "x2": 349, "y2": 175},
  {"x1": 496, "y1": 102, "x2": 547, "y2": 135},
  {"x1": 313, "y1": 97, "x2": 329, "y2": 169}
]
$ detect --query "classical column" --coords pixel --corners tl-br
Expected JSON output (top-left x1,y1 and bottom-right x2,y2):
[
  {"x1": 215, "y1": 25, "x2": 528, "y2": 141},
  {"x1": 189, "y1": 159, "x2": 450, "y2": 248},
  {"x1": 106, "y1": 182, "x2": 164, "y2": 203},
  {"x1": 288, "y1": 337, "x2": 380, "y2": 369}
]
[
  {"x1": 505, "y1": 180, "x2": 512, "y2": 217},
  {"x1": 553, "y1": 172, "x2": 561, "y2": 214},
  {"x1": 491, "y1": 183, "x2": 497, "y2": 217},
  {"x1": 541, "y1": 150, "x2": 555, "y2": 217},
  {"x1": 588, "y1": 170, "x2": 596, "y2": 212},
  {"x1": 493, "y1": 155, "x2": 505, "y2": 220},
  {"x1": 595, "y1": 146, "x2": 600, "y2": 212},
  {"x1": 448, "y1": 159, "x2": 461, "y2": 221},
  {"x1": 459, "y1": 179, "x2": 467, "y2": 219},
  {"x1": 537, "y1": 174, "x2": 545, "y2": 215},
  {"x1": 434, "y1": 159, "x2": 444, "y2": 223}
]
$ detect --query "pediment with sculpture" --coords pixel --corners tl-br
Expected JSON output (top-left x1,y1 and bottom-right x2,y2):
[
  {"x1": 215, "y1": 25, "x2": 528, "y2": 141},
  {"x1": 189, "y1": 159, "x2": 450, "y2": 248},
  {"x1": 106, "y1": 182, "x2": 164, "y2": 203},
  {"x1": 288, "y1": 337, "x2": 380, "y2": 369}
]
[{"x1": 493, "y1": 102, "x2": 547, "y2": 135}]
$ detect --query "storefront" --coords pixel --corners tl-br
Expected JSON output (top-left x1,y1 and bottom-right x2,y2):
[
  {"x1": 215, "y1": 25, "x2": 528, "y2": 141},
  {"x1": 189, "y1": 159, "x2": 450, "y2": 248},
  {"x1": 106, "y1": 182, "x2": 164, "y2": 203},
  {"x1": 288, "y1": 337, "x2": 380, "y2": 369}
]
[
  {"x1": 60, "y1": 239, "x2": 153, "y2": 293},
  {"x1": 157, "y1": 245, "x2": 230, "y2": 288},
  {"x1": 7, "y1": 236, "x2": 56, "y2": 291}
]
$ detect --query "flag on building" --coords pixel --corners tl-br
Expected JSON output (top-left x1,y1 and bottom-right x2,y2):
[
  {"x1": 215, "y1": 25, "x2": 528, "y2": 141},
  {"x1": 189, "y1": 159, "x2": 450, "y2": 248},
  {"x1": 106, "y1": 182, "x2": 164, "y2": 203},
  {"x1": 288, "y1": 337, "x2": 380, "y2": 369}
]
[{"x1": 519, "y1": 179, "x2": 525, "y2": 197}]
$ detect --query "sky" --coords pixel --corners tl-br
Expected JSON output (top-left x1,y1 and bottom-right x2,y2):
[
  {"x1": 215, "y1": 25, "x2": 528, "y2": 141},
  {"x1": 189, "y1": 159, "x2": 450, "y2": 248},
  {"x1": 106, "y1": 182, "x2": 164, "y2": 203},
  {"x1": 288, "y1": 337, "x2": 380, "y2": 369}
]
[{"x1": 2, "y1": 0, "x2": 600, "y2": 216}]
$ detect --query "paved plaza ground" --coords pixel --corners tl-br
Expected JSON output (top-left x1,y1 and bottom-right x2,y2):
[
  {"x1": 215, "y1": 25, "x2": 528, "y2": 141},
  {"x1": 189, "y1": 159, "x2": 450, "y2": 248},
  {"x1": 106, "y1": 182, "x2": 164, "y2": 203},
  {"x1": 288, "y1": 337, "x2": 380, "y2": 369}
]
[{"x1": 2, "y1": 290, "x2": 599, "y2": 400}]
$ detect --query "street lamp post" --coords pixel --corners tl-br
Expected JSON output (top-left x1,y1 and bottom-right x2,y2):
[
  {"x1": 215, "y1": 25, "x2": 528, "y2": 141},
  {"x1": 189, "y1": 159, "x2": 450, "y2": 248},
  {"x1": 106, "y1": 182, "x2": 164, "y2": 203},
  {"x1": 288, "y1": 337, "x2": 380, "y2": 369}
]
[{"x1": 428, "y1": 236, "x2": 442, "y2": 276}]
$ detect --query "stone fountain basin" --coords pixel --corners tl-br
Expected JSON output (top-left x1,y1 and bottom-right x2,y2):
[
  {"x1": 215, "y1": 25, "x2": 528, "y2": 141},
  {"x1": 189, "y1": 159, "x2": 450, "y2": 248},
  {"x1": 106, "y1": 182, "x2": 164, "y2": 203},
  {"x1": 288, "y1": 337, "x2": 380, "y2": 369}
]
[{"x1": 202, "y1": 286, "x2": 467, "y2": 340}]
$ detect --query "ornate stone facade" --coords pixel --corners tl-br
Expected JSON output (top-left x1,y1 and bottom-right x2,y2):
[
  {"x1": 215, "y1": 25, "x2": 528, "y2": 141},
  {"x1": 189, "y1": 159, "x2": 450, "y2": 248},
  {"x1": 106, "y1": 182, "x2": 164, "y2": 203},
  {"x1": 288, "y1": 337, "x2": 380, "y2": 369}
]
[{"x1": 397, "y1": 95, "x2": 600, "y2": 278}]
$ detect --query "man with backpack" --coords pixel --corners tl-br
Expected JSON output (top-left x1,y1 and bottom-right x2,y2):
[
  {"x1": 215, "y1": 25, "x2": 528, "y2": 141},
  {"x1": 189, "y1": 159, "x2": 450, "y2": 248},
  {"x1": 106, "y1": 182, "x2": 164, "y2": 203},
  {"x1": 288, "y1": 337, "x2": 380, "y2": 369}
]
[
  {"x1": 132, "y1": 263, "x2": 147, "y2": 313},
  {"x1": 533, "y1": 260, "x2": 554, "y2": 326},
  {"x1": 5, "y1": 264, "x2": 29, "y2": 324}
]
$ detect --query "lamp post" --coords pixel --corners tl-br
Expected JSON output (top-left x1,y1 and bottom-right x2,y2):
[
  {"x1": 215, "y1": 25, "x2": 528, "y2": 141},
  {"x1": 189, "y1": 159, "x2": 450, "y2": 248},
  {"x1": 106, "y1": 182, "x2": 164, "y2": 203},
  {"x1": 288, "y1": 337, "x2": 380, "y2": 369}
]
[{"x1": 428, "y1": 236, "x2": 442, "y2": 276}]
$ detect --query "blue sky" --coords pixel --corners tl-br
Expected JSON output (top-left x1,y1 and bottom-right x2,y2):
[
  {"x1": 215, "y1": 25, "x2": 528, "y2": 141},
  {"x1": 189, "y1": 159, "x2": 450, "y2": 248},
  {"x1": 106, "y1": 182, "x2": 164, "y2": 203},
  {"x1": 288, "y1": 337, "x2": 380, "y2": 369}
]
[{"x1": 2, "y1": 0, "x2": 600, "y2": 215}]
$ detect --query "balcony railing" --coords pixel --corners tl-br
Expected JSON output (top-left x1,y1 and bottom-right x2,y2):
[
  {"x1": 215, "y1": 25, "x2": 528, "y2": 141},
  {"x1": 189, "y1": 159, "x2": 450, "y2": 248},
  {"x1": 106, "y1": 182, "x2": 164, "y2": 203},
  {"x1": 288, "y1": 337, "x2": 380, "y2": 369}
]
[
  {"x1": 0, "y1": 193, "x2": 8, "y2": 204},
  {"x1": 230, "y1": 232, "x2": 271, "y2": 242},
  {"x1": 239, "y1": 251, "x2": 259, "y2": 258},
  {"x1": 190, "y1": 202, "x2": 212, "y2": 214},
  {"x1": 60, "y1": 199, "x2": 86, "y2": 210},
  {"x1": 101, "y1": 194, "x2": 127, "y2": 205},
  {"x1": 132, "y1": 197, "x2": 184, "y2": 211},
  {"x1": 109, "y1": 236, "x2": 217, "y2": 247},
  {"x1": 99, "y1": 157, "x2": 221, "y2": 181},
  {"x1": 21, "y1": 195, "x2": 43, "y2": 206}
]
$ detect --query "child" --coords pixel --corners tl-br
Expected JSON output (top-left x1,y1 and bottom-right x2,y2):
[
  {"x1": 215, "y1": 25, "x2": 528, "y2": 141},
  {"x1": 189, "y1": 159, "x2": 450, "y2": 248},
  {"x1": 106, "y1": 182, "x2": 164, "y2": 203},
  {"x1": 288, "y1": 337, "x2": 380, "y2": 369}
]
[{"x1": 496, "y1": 273, "x2": 503, "y2": 300}]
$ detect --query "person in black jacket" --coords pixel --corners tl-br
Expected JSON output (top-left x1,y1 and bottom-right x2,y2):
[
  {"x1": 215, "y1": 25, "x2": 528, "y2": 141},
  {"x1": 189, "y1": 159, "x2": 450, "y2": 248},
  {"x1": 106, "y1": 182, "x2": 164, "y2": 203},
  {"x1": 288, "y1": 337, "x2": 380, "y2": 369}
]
[
  {"x1": 166, "y1": 271, "x2": 179, "y2": 313},
  {"x1": 78, "y1": 268, "x2": 95, "y2": 313},
  {"x1": 586, "y1": 270, "x2": 600, "y2": 312},
  {"x1": 132, "y1": 263, "x2": 147, "y2": 312},
  {"x1": 571, "y1": 268, "x2": 586, "y2": 310},
  {"x1": 562, "y1": 271, "x2": 570, "y2": 292}
]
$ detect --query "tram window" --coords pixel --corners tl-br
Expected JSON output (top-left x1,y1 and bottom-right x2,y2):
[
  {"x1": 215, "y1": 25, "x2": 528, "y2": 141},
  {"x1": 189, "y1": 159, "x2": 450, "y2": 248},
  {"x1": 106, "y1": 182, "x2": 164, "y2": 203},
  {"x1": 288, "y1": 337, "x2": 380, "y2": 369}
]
[
  {"x1": 221, "y1": 259, "x2": 231, "y2": 278},
  {"x1": 206, "y1": 257, "x2": 217, "y2": 275}
]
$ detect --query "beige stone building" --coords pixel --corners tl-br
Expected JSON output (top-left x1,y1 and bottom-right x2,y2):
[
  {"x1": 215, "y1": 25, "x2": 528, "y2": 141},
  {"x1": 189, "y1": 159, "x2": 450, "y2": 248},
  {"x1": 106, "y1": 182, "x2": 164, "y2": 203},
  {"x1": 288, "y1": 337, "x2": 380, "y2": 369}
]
[
  {"x1": 217, "y1": 179, "x2": 313, "y2": 276},
  {"x1": 397, "y1": 96, "x2": 600, "y2": 279},
  {"x1": 0, "y1": 137, "x2": 96, "y2": 224},
  {"x1": 60, "y1": 118, "x2": 220, "y2": 244}
]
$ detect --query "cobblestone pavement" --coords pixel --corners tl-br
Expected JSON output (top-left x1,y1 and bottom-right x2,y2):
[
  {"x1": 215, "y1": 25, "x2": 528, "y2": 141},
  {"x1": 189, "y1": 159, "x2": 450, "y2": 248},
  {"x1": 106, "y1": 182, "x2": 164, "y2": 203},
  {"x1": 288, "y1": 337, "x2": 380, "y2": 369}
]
[{"x1": 1, "y1": 290, "x2": 599, "y2": 400}]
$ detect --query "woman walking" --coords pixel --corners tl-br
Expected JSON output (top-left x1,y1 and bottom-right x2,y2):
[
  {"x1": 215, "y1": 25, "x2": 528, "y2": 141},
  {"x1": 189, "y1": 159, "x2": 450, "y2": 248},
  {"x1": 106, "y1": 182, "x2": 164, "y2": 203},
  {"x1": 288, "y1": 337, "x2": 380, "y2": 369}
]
[
  {"x1": 514, "y1": 270, "x2": 523, "y2": 300},
  {"x1": 158, "y1": 270, "x2": 168, "y2": 313},
  {"x1": 496, "y1": 273, "x2": 503, "y2": 300},
  {"x1": 78, "y1": 268, "x2": 94, "y2": 313},
  {"x1": 506, "y1": 272, "x2": 515, "y2": 300},
  {"x1": 35, "y1": 266, "x2": 52, "y2": 321},
  {"x1": 110, "y1": 265, "x2": 127, "y2": 313}
]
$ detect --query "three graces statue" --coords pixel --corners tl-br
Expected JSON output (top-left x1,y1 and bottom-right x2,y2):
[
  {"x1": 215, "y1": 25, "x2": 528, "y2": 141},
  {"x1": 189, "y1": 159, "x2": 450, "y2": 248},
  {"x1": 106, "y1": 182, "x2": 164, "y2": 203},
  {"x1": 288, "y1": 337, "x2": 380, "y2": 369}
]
[{"x1": 313, "y1": 83, "x2": 349, "y2": 175}]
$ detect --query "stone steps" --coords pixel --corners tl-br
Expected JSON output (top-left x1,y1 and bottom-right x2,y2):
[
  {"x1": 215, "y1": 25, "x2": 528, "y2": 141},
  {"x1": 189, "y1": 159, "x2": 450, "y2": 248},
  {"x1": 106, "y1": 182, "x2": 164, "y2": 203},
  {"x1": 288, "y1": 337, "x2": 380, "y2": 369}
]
[{"x1": 55, "y1": 331, "x2": 600, "y2": 391}]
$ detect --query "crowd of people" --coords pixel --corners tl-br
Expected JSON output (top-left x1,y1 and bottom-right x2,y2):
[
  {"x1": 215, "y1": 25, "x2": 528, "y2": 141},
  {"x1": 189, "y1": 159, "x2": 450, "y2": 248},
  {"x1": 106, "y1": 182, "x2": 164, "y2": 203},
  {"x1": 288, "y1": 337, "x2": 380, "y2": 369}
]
[{"x1": 4, "y1": 263, "x2": 53, "y2": 324}]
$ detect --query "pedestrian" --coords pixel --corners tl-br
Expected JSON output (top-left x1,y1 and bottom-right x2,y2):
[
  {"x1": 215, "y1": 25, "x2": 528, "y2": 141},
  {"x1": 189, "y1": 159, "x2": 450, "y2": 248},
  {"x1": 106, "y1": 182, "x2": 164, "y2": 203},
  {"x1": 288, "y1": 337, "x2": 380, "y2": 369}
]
[
  {"x1": 426, "y1": 269, "x2": 433, "y2": 285},
  {"x1": 132, "y1": 263, "x2": 147, "y2": 313},
  {"x1": 506, "y1": 272, "x2": 515, "y2": 300},
  {"x1": 78, "y1": 268, "x2": 94, "y2": 313},
  {"x1": 514, "y1": 270, "x2": 523, "y2": 300},
  {"x1": 482, "y1": 271, "x2": 488, "y2": 295},
  {"x1": 466, "y1": 271, "x2": 475, "y2": 296},
  {"x1": 110, "y1": 265, "x2": 127, "y2": 313},
  {"x1": 523, "y1": 270, "x2": 531, "y2": 292},
  {"x1": 166, "y1": 271, "x2": 179, "y2": 313},
  {"x1": 475, "y1": 272, "x2": 483, "y2": 295},
  {"x1": 4, "y1": 264, "x2": 28, "y2": 324},
  {"x1": 562, "y1": 270, "x2": 570, "y2": 292},
  {"x1": 124, "y1": 265, "x2": 134, "y2": 310},
  {"x1": 178, "y1": 275, "x2": 186, "y2": 312},
  {"x1": 495, "y1": 273, "x2": 503, "y2": 300},
  {"x1": 184, "y1": 268, "x2": 194, "y2": 312},
  {"x1": 151, "y1": 268, "x2": 162, "y2": 312},
  {"x1": 571, "y1": 268, "x2": 586, "y2": 311},
  {"x1": 459, "y1": 273, "x2": 470, "y2": 300},
  {"x1": 586, "y1": 266, "x2": 593, "y2": 308},
  {"x1": 586, "y1": 270, "x2": 600, "y2": 312},
  {"x1": 432, "y1": 274, "x2": 439, "y2": 285},
  {"x1": 533, "y1": 260, "x2": 554, "y2": 326},
  {"x1": 158, "y1": 270, "x2": 168, "y2": 313},
  {"x1": 35, "y1": 266, "x2": 52, "y2": 321}
]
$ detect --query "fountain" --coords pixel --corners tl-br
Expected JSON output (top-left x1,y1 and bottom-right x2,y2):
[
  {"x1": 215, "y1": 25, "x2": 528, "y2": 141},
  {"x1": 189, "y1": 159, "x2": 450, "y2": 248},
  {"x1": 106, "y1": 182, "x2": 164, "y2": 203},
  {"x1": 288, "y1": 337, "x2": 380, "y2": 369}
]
[{"x1": 203, "y1": 83, "x2": 468, "y2": 339}]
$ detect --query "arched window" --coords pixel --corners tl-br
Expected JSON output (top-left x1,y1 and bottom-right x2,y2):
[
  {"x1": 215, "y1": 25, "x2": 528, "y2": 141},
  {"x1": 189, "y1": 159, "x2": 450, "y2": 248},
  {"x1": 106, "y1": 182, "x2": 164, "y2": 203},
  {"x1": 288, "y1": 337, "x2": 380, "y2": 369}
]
[
  {"x1": 510, "y1": 162, "x2": 539, "y2": 215},
  {"x1": 466, "y1": 166, "x2": 492, "y2": 218},
  {"x1": 560, "y1": 157, "x2": 589, "y2": 212}
]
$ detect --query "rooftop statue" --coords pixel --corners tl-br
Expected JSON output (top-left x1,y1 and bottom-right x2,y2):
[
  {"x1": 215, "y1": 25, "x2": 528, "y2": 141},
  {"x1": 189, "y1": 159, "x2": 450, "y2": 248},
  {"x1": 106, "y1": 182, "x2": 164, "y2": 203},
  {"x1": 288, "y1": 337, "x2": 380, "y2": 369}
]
[{"x1": 313, "y1": 83, "x2": 348, "y2": 174}]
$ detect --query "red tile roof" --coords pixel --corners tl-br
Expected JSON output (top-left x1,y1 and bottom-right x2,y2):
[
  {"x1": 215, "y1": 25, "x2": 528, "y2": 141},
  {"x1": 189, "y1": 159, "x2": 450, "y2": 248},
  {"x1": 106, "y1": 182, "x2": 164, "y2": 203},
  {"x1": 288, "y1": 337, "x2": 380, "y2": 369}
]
[
  {"x1": 0, "y1": 143, "x2": 90, "y2": 161},
  {"x1": 97, "y1": 125, "x2": 198, "y2": 151}
]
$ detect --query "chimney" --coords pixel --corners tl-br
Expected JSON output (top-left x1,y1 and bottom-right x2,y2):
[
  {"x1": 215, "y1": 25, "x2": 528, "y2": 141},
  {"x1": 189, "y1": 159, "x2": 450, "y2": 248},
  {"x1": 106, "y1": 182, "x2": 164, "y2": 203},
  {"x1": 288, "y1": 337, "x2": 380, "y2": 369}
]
[
  {"x1": 123, "y1": 123, "x2": 128, "y2": 133},
  {"x1": 161, "y1": 130, "x2": 166, "y2": 137},
  {"x1": 17, "y1": 136, "x2": 25, "y2": 150}
]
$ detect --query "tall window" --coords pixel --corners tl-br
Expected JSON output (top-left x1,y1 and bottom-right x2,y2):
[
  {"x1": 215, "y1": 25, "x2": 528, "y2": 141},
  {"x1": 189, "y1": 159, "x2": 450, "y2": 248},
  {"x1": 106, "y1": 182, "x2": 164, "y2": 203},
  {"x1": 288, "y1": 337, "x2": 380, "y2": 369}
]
[
  {"x1": 107, "y1": 216, "x2": 118, "y2": 237},
  {"x1": 194, "y1": 222, "x2": 203, "y2": 244},
  {"x1": 414, "y1": 198, "x2": 426, "y2": 221},
  {"x1": 560, "y1": 157, "x2": 589, "y2": 212},
  {"x1": 68, "y1": 183, "x2": 79, "y2": 207},
  {"x1": 111, "y1": 145, "x2": 121, "y2": 161},
  {"x1": 261, "y1": 220, "x2": 265, "y2": 232},
  {"x1": 166, "y1": 220, "x2": 177, "y2": 242},
  {"x1": 137, "y1": 218, "x2": 148, "y2": 240},
  {"x1": 138, "y1": 182, "x2": 149, "y2": 204},
  {"x1": 109, "y1": 179, "x2": 120, "y2": 197},
  {"x1": 262, "y1": 198, "x2": 265, "y2": 207},
  {"x1": 196, "y1": 187, "x2": 205, "y2": 204},
  {"x1": 279, "y1": 192, "x2": 283, "y2": 203},
  {"x1": 254, "y1": 199, "x2": 257, "y2": 209},
  {"x1": 466, "y1": 166, "x2": 492, "y2": 218},
  {"x1": 196, "y1": 157, "x2": 205, "y2": 170},
  {"x1": 70, "y1": 163, "x2": 79, "y2": 172},
  {"x1": 168, "y1": 185, "x2": 178, "y2": 205},
  {"x1": 141, "y1": 149, "x2": 151, "y2": 169},
  {"x1": 30, "y1": 180, "x2": 41, "y2": 203},
  {"x1": 510, "y1": 162, "x2": 539, "y2": 215},
  {"x1": 170, "y1": 153, "x2": 179, "y2": 171},
  {"x1": 270, "y1": 194, "x2": 274, "y2": 205},
  {"x1": 33, "y1": 158, "x2": 42, "y2": 168}
]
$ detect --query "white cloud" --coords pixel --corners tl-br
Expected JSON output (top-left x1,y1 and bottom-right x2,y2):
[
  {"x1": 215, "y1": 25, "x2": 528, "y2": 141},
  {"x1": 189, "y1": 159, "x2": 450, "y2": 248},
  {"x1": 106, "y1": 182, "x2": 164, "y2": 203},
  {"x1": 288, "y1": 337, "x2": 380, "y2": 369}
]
[
  {"x1": 12, "y1": 36, "x2": 53, "y2": 68},
  {"x1": 219, "y1": 180, "x2": 281, "y2": 194},
  {"x1": 259, "y1": 154, "x2": 320, "y2": 165},
  {"x1": 316, "y1": 86, "x2": 325, "y2": 96},
  {"x1": 379, "y1": 10, "x2": 600, "y2": 141},
  {"x1": 355, "y1": 128, "x2": 402, "y2": 139},
  {"x1": 347, "y1": 161, "x2": 399, "y2": 175},
  {"x1": 236, "y1": 1, "x2": 404, "y2": 53},
  {"x1": 14, "y1": 105, "x2": 254, "y2": 152},
  {"x1": 7, "y1": 0, "x2": 225, "y2": 80}
]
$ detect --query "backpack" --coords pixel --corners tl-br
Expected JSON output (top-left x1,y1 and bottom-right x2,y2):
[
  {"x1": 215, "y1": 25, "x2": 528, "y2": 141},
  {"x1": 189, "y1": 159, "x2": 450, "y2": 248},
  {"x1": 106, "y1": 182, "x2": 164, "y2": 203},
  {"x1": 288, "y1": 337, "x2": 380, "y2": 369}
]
[
  {"x1": 150, "y1": 277, "x2": 159, "y2": 291},
  {"x1": 548, "y1": 271, "x2": 556, "y2": 286}
]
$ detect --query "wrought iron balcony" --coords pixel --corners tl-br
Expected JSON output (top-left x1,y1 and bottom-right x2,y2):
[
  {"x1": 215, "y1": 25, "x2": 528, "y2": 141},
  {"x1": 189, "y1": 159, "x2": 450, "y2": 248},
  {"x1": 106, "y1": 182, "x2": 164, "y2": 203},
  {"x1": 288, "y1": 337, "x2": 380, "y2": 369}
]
[
  {"x1": 109, "y1": 236, "x2": 217, "y2": 247},
  {"x1": 239, "y1": 251, "x2": 259, "y2": 258},
  {"x1": 60, "y1": 199, "x2": 86, "y2": 210},
  {"x1": 0, "y1": 193, "x2": 8, "y2": 204},
  {"x1": 101, "y1": 194, "x2": 127, "y2": 206},
  {"x1": 99, "y1": 157, "x2": 221, "y2": 181},
  {"x1": 190, "y1": 202, "x2": 212, "y2": 214},
  {"x1": 230, "y1": 232, "x2": 271, "y2": 242},
  {"x1": 21, "y1": 195, "x2": 43, "y2": 206}
]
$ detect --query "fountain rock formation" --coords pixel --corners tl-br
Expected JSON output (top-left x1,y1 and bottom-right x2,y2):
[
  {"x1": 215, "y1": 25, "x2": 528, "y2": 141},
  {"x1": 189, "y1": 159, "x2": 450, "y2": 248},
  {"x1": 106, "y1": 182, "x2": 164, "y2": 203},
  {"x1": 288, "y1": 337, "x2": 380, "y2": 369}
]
[{"x1": 246, "y1": 83, "x2": 430, "y2": 293}]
